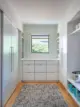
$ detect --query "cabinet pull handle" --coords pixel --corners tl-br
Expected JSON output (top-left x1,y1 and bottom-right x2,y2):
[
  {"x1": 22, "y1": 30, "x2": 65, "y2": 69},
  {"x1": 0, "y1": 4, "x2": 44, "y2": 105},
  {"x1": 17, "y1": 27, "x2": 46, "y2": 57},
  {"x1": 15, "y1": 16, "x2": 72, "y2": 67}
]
[
  {"x1": 12, "y1": 47, "x2": 14, "y2": 71},
  {"x1": 10, "y1": 47, "x2": 12, "y2": 72}
]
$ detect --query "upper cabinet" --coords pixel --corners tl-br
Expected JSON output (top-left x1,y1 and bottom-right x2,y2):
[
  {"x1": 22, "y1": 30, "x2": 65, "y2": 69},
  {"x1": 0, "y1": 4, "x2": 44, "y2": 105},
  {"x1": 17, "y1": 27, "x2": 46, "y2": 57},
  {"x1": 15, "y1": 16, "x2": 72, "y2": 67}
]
[{"x1": 68, "y1": 11, "x2": 80, "y2": 36}]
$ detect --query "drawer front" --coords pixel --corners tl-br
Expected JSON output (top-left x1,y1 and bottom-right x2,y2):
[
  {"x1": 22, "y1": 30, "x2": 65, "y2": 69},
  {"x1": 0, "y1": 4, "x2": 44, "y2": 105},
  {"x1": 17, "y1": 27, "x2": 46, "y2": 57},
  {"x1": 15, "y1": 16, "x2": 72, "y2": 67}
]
[
  {"x1": 23, "y1": 61, "x2": 34, "y2": 65},
  {"x1": 23, "y1": 65, "x2": 34, "y2": 73},
  {"x1": 23, "y1": 73, "x2": 34, "y2": 80},
  {"x1": 35, "y1": 65, "x2": 46, "y2": 73},
  {"x1": 47, "y1": 60, "x2": 58, "y2": 65},
  {"x1": 47, "y1": 73, "x2": 58, "y2": 80},
  {"x1": 35, "y1": 61, "x2": 46, "y2": 65},
  {"x1": 35, "y1": 73, "x2": 46, "y2": 80},
  {"x1": 47, "y1": 65, "x2": 58, "y2": 73}
]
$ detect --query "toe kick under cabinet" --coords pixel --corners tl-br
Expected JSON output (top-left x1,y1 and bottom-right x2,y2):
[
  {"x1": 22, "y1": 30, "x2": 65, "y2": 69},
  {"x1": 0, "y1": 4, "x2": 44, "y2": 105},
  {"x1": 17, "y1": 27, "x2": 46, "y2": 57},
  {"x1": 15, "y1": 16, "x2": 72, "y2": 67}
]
[{"x1": 22, "y1": 60, "x2": 59, "y2": 81}]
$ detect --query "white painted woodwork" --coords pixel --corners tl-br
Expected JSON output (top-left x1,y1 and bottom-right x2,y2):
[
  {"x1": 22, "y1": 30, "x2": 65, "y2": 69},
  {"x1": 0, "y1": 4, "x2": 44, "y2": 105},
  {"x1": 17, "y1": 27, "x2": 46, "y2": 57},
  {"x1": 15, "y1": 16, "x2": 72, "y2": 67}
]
[
  {"x1": 22, "y1": 60, "x2": 59, "y2": 81},
  {"x1": 35, "y1": 61, "x2": 46, "y2": 73},
  {"x1": 23, "y1": 73, "x2": 34, "y2": 80},
  {"x1": 2, "y1": 14, "x2": 18, "y2": 106},
  {"x1": 47, "y1": 73, "x2": 58, "y2": 80},
  {"x1": 23, "y1": 65, "x2": 34, "y2": 73},
  {"x1": 35, "y1": 73, "x2": 46, "y2": 80},
  {"x1": 23, "y1": 61, "x2": 34, "y2": 73},
  {"x1": 23, "y1": 60, "x2": 34, "y2": 65}
]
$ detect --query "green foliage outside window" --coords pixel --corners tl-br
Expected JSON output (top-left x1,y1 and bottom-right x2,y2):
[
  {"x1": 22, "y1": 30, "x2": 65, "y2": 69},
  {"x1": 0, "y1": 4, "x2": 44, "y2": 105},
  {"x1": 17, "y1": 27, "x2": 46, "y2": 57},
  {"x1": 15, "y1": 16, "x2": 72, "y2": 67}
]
[{"x1": 31, "y1": 35, "x2": 49, "y2": 53}]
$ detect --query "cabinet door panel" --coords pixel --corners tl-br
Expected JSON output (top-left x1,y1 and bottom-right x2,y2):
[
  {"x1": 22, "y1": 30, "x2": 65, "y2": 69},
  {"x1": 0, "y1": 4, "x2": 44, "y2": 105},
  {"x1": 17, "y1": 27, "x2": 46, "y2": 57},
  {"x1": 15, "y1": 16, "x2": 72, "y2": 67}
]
[
  {"x1": 23, "y1": 73, "x2": 34, "y2": 80},
  {"x1": 35, "y1": 61, "x2": 46, "y2": 73},
  {"x1": 35, "y1": 65, "x2": 46, "y2": 73},
  {"x1": 47, "y1": 73, "x2": 58, "y2": 80},
  {"x1": 47, "y1": 65, "x2": 58, "y2": 73},
  {"x1": 23, "y1": 65, "x2": 34, "y2": 73},
  {"x1": 35, "y1": 73, "x2": 46, "y2": 80},
  {"x1": 35, "y1": 61, "x2": 46, "y2": 65},
  {"x1": 47, "y1": 60, "x2": 58, "y2": 65},
  {"x1": 23, "y1": 61, "x2": 34, "y2": 65},
  {"x1": 2, "y1": 15, "x2": 12, "y2": 105},
  {"x1": 11, "y1": 26, "x2": 18, "y2": 83}
]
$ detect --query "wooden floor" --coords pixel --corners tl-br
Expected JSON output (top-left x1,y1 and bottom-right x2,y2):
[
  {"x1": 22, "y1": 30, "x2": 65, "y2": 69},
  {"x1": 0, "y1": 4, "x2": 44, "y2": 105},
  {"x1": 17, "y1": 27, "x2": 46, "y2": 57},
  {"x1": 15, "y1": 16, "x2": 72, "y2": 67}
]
[{"x1": 5, "y1": 81, "x2": 79, "y2": 107}]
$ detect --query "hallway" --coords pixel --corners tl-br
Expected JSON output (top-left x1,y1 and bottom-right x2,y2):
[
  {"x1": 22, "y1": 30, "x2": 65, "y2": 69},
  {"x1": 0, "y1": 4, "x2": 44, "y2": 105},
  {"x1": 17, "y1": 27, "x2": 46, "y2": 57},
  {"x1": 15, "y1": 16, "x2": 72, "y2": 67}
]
[{"x1": 0, "y1": 0, "x2": 80, "y2": 107}]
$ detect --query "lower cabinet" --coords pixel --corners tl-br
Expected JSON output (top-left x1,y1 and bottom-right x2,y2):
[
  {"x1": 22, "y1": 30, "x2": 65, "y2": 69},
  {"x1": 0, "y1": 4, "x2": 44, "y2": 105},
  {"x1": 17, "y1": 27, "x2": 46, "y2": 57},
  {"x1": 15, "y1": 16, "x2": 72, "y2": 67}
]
[
  {"x1": 47, "y1": 73, "x2": 58, "y2": 80},
  {"x1": 22, "y1": 60, "x2": 59, "y2": 81},
  {"x1": 23, "y1": 73, "x2": 34, "y2": 80},
  {"x1": 35, "y1": 73, "x2": 46, "y2": 80}
]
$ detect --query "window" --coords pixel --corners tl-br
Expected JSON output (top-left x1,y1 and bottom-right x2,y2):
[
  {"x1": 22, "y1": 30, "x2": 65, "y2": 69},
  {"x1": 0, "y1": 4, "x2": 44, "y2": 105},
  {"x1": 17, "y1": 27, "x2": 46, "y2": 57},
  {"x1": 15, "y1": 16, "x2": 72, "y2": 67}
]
[{"x1": 31, "y1": 35, "x2": 49, "y2": 53}]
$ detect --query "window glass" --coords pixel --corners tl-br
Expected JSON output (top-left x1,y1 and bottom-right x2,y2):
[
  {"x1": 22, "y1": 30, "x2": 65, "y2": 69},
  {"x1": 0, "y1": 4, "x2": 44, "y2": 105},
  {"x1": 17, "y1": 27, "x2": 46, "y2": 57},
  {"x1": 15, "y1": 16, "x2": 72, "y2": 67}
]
[{"x1": 31, "y1": 35, "x2": 49, "y2": 53}]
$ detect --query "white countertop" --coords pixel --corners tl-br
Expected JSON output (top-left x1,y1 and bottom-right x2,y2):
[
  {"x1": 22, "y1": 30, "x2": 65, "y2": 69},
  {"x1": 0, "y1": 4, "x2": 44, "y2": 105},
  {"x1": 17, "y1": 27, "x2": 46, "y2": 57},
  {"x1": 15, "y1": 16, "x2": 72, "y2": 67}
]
[{"x1": 21, "y1": 58, "x2": 60, "y2": 61}]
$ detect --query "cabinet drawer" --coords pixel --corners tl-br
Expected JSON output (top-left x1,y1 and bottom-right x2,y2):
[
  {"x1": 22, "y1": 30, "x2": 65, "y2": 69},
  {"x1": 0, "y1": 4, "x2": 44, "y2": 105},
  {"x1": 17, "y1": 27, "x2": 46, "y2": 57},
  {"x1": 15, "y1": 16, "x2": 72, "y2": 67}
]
[
  {"x1": 23, "y1": 73, "x2": 34, "y2": 80},
  {"x1": 47, "y1": 65, "x2": 58, "y2": 73},
  {"x1": 23, "y1": 61, "x2": 34, "y2": 65},
  {"x1": 35, "y1": 73, "x2": 46, "y2": 80},
  {"x1": 23, "y1": 65, "x2": 34, "y2": 73},
  {"x1": 35, "y1": 61, "x2": 46, "y2": 65},
  {"x1": 47, "y1": 73, "x2": 58, "y2": 80},
  {"x1": 47, "y1": 60, "x2": 58, "y2": 65},
  {"x1": 35, "y1": 65, "x2": 46, "y2": 73}
]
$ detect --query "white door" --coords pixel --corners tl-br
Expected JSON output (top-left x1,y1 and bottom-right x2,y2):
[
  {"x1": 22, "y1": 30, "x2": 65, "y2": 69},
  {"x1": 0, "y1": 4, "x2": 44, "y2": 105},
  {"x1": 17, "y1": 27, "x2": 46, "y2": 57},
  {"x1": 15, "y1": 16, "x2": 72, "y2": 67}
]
[
  {"x1": 2, "y1": 15, "x2": 12, "y2": 105},
  {"x1": 11, "y1": 26, "x2": 18, "y2": 89}
]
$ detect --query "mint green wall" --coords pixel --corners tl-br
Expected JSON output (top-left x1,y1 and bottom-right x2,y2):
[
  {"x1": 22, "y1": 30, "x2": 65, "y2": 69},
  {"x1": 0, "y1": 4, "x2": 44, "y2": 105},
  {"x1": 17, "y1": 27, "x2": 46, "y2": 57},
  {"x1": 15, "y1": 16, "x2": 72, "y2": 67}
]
[{"x1": 23, "y1": 24, "x2": 58, "y2": 60}]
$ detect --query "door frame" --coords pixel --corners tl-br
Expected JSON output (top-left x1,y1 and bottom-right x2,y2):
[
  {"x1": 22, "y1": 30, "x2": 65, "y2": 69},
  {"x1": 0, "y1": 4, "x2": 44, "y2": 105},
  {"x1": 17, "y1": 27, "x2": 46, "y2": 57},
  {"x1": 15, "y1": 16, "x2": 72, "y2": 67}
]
[{"x1": 0, "y1": 9, "x2": 3, "y2": 107}]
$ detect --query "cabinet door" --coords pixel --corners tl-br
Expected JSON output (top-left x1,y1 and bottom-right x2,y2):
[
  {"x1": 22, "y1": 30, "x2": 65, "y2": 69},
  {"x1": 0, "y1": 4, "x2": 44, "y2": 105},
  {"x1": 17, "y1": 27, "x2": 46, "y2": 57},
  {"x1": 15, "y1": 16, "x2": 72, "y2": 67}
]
[
  {"x1": 23, "y1": 73, "x2": 34, "y2": 80},
  {"x1": 2, "y1": 15, "x2": 12, "y2": 105},
  {"x1": 47, "y1": 65, "x2": 58, "y2": 72},
  {"x1": 47, "y1": 60, "x2": 58, "y2": 73},
  {"x1": 23, "y1": 61, "x2": 34, "y2": 73},
  {"x1": 11, "y1": 26, "x2": 18, "y2": 90},
  {"x1": 35, "y1": 61, "x2": 46, "y2": 73},
  {"x1": 23, "y1": 65, "x2": 34, "y2": 73},
  {"x1": 35, "y1": 73, "x2": 46, "y2": 80},
  {"x1": 47, "y1": 73, "x2": 58, "y2": 80}
]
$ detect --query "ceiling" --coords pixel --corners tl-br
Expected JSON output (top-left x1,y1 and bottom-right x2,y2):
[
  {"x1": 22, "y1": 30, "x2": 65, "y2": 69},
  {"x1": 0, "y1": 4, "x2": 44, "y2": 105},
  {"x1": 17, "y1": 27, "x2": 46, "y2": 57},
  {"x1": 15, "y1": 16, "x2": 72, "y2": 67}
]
[{"x1": 7, "y1": 0, "x2": 72, "y2": 24}]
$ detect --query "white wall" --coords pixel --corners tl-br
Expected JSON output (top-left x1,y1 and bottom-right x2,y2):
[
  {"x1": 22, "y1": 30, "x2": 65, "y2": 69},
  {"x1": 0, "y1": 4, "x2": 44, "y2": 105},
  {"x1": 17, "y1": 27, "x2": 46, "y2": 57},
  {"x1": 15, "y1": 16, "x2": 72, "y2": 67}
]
[
  {"x1": 59, "y1": 0, "x2": 80, "y2": 88},
  {"x1": 0, "y1": 0, "x2": 22, "y2": 31},
  {"x1": 23, "y1": 24, "x2": 58, "y2": 60}
]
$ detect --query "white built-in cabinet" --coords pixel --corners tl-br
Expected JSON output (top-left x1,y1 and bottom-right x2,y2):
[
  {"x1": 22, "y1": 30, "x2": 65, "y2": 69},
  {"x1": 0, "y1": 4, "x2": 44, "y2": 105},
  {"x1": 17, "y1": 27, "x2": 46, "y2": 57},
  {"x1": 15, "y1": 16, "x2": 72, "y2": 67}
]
[
  {"x1": 2, "y1": 14, "x2": 18, "y2": 106},
  {"x1": 67, "y1": 11, "x2": 80, "y2": 106},
  {"x1": 22, "y1": 60, "x2": 59, "y2": 81}
]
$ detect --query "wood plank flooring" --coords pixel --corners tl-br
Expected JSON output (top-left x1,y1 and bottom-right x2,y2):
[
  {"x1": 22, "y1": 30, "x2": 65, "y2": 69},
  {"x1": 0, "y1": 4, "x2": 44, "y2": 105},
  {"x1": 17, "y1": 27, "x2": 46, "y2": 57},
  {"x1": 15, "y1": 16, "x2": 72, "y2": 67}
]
[{"x1": 5, "y1": 81, "x2": 79, "y2": 107}]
